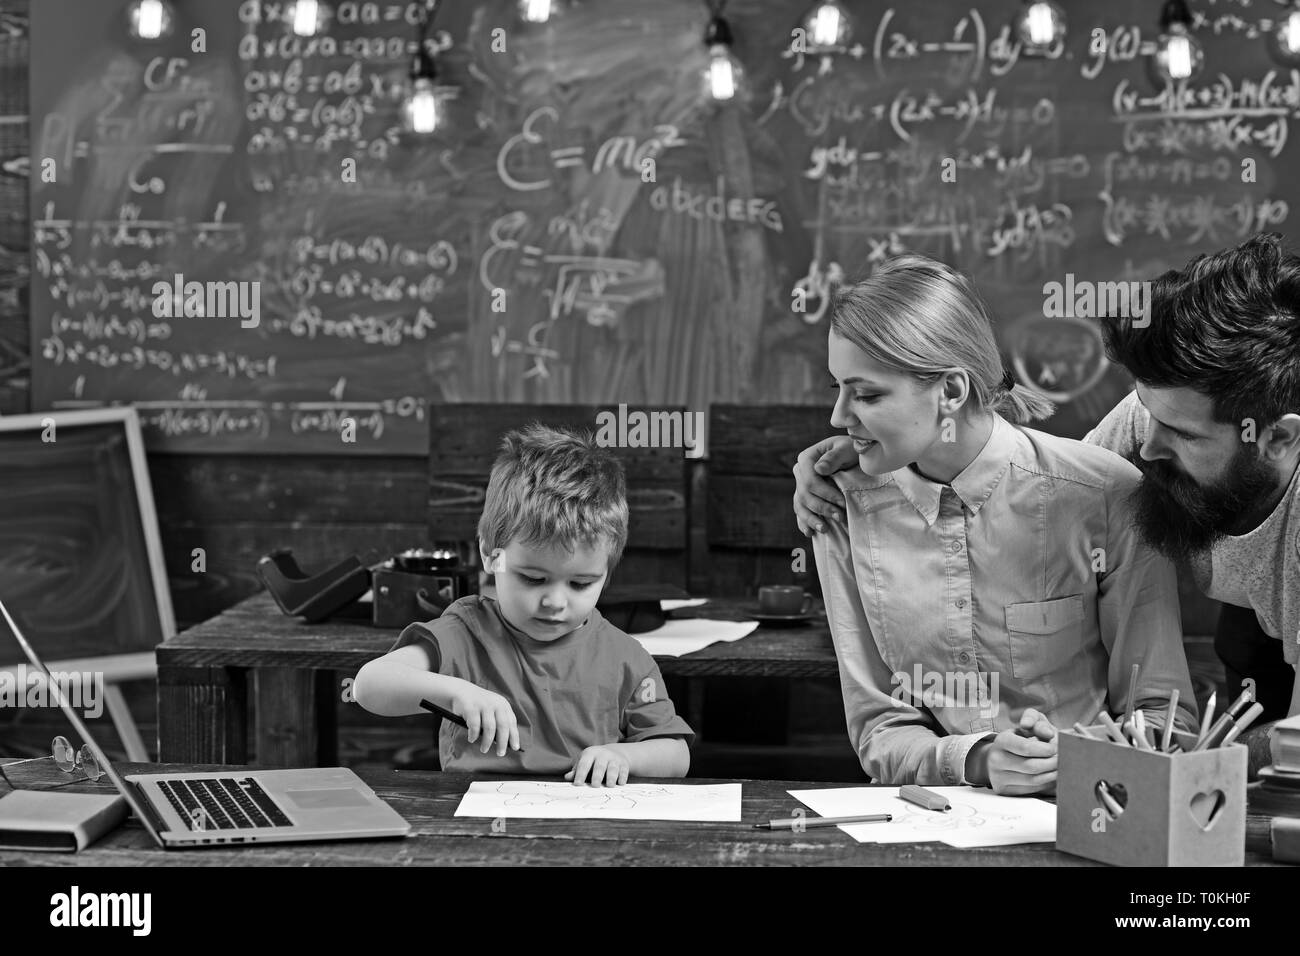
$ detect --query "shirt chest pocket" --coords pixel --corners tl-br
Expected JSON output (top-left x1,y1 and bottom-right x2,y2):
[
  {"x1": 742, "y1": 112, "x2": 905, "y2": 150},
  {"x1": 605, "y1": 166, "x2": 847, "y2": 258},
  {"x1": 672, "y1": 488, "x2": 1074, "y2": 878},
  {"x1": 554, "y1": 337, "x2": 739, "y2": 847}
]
[{"x1": 1005, "y1": 595, "x2": 1085, "y2": 681}]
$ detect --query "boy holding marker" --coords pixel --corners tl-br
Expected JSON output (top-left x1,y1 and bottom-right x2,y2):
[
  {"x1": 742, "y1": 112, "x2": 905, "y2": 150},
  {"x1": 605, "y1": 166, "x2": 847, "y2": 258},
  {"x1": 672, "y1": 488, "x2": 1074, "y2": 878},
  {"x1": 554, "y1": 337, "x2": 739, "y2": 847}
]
[{"x1": 353, "y1": 424, "x2": 693, "y2": 786}]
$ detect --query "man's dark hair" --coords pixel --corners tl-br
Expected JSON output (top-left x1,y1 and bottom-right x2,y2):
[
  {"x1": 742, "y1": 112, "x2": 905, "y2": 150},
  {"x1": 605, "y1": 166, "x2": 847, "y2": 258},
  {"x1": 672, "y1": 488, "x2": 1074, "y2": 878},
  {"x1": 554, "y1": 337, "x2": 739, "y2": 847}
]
[{"x1": 1100, "y1": 232, "x2": 1300, "y2": 428}]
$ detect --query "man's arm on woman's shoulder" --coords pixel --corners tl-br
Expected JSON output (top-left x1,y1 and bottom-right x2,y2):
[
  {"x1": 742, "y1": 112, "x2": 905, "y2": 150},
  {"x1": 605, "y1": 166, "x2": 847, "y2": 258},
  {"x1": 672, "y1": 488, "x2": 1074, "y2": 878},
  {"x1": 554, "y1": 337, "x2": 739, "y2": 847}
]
[{"x1": 1083, "y1": 389, "x2": 1148, "y2": 460}]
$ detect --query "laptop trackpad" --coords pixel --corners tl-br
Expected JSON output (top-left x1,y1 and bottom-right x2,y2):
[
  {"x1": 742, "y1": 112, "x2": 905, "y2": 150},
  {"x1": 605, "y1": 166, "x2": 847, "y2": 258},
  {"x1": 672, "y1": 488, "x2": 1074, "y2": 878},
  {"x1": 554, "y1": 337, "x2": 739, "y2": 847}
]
[{"x1": 283, "y1": 788, "x2": 372, "y2": 810}]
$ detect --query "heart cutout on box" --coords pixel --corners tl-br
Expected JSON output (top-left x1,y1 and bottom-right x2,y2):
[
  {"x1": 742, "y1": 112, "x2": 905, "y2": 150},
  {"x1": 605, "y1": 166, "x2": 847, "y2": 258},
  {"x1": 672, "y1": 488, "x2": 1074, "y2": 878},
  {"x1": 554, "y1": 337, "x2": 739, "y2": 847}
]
[
  {"x1": 1094, "y1": 780, "x2": 1128, "y2": 820},
  {"x1": 1188, "y1": 789, "x2": 1226, "y2": 830}
]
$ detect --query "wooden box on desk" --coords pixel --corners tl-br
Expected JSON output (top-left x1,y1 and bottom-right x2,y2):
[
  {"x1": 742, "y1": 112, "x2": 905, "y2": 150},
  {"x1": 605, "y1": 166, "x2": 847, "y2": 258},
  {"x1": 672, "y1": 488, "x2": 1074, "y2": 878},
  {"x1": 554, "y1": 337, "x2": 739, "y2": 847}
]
[{"x1": 1056, "y1": 727, "x2": 1247, "y2": 867}]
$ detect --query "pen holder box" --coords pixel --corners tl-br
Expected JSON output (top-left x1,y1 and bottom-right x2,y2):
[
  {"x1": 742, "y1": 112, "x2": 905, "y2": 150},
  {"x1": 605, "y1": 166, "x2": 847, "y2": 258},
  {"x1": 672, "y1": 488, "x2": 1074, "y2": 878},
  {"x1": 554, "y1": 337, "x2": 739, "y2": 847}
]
[{"x1": 1056, "y1": 727, "x2": 1246, "y2": 867}]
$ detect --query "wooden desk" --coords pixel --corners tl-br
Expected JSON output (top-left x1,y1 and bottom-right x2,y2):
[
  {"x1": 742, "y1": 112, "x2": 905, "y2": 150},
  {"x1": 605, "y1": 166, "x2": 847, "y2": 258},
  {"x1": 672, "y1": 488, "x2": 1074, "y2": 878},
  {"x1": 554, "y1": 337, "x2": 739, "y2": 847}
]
[
  {"x1": 0, "y1": 765, "x2": 1282, "y2": 866},
  {"x1": 156, "y1": 592, "x2": 838, "y2": 766}
]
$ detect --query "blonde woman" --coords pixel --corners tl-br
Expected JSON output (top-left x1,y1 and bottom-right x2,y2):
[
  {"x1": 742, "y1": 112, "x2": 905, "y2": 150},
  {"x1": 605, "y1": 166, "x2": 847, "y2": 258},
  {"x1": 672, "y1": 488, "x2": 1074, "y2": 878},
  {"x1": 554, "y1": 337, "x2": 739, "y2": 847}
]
[{"x1": 810, "y1": 254, "x2": 1197, "y2": 794}]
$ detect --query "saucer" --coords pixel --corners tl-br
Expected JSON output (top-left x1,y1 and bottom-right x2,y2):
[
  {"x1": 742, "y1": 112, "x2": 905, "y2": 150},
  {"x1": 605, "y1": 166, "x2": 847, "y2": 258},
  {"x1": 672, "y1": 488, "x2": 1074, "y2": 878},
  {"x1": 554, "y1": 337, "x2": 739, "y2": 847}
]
[{"x1": 741, "y1": 605, "x2": 822, "y2": 624}]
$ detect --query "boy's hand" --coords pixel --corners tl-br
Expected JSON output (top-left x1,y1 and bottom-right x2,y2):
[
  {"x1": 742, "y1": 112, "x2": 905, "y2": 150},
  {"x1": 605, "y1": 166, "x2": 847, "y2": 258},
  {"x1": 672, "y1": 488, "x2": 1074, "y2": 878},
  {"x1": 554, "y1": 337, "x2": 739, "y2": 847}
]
[
  {"x1": 793, "y1": 436, "x2": 856, "y2": 536},
  {"x1": 979, "y1": 708, "x2": 1059, "y2": 796},
  {"x1": 565, "y1": 745, "x2": 630, "y2": 787},
  {"x1": 450, "y1": 683, "x2": 520, "y2": 756}
]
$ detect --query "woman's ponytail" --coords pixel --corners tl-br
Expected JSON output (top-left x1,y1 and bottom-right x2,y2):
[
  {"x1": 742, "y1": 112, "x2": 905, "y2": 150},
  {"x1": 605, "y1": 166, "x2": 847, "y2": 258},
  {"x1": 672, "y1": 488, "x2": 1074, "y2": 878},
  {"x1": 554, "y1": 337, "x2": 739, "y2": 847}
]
[{"x1": 990, "y1": 373, "x2": 1056, "y2": 424}]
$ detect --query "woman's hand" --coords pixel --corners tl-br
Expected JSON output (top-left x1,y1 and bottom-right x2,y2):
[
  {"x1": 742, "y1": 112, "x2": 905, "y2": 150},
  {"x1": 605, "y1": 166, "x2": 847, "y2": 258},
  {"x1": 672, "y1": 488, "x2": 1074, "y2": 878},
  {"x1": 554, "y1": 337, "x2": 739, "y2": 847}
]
[
  {"x1": 793, "y1": 435, "x2": 858, "y2": 535},
  {"x1": 967, "y1": 708, "x2": 1059, "y2": 795}
]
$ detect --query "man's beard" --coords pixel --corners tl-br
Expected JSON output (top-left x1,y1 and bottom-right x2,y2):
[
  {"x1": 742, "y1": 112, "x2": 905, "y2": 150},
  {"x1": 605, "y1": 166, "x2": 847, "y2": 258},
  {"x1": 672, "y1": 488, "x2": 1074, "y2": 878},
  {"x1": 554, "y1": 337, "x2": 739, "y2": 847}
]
[{"x1": 1128, "y1": 446, "x2": 1279, "y2": 564}]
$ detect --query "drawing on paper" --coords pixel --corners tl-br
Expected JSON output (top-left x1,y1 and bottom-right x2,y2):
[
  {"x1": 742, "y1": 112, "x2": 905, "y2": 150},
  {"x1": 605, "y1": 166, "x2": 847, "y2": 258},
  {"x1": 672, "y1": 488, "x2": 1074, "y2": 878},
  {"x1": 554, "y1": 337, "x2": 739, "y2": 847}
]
[
  {"x1": 454, "y1": 779, "x2": 743, "y2": 821},
  {"x1": 491, "y1": 781, "x2": 675, "y2": 812},
  {"x1": 896, "y1": 800, "x2": 1021, "y2": 832}
]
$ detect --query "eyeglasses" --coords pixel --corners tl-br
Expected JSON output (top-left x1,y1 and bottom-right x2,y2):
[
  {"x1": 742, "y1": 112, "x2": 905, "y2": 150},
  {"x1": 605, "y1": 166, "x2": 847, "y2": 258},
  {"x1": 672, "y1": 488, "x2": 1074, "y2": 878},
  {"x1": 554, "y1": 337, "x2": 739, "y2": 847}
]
[{"x1": 0, "y1": 736, "x2": 104, "y2": 791}]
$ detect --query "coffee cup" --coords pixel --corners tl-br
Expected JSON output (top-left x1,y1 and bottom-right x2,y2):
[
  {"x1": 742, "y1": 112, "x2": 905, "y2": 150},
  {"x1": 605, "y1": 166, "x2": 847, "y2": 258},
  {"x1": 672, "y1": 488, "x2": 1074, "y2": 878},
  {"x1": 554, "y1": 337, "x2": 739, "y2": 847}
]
[{"x1": 757, "y1": 585, "x2": 812, "y2": 615}]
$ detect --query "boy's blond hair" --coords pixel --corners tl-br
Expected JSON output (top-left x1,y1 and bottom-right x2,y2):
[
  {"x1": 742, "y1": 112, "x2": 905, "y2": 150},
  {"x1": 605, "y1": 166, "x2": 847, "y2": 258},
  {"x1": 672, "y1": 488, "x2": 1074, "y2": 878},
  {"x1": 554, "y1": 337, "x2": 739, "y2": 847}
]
[{"x1": 477, "y1": 423, "x2": 629, "y2": 570}]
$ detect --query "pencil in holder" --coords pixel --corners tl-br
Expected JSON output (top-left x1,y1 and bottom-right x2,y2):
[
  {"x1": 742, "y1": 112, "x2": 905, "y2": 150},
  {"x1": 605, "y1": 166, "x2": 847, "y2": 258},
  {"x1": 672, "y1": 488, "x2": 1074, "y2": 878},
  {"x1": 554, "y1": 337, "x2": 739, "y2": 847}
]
[{"x1": 1056, "y1": 726, "x2": 1246, "y2": 867}]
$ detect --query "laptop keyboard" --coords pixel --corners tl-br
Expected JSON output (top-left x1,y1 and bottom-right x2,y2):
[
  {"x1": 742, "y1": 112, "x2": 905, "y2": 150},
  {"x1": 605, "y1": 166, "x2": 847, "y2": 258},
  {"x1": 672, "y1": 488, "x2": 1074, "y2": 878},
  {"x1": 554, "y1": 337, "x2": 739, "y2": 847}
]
[{"x1": 157, "y1": 778, "x2": 293, "y2": 830}]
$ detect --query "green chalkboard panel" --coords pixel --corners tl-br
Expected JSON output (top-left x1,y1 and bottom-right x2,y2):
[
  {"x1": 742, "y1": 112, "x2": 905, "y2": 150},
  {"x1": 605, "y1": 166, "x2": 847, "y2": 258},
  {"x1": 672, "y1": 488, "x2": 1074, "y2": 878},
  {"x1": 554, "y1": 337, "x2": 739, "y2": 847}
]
[
  {"x1": 0, "y1": 408, "x2": 174, "y2": 663},
  {"x1": 25, "y1": 0, "x2": 1300, "y2": 452}
]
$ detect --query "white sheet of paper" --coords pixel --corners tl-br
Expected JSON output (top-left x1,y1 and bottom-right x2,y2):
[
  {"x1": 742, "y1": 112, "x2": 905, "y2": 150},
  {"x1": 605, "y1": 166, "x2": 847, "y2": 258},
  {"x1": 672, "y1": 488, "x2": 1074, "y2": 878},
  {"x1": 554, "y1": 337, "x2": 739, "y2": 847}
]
[
  {"x1": 787, "y1": 786, "x2": 1056, "y2": 848},
  {"x1": 455, "y1": 781, "x2": 742, "y2": 821},
  {"x1": 632, "y1": 618, "x2": 758, "y2": 657},
  {"x1": 660, "y1": 598, "x2": 710, "y2": 611}
]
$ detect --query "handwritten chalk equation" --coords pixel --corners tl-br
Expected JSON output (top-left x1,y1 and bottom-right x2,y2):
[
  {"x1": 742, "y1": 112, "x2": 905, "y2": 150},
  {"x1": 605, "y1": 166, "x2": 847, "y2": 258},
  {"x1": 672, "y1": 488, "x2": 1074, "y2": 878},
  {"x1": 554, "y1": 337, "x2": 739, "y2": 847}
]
[
  {"x1": 1112, "y1": 74, "x2": 1300, "y2": 157},
  {"x1": 43, "y1": 278, "x2": 158, "y2": 313},
  {"x1": 1189, "y1": 8, "x2": 1297, "y2": 39},
  {"x1": 805, "y1": 192, "x2": 1075, "y2": 261},
  {"x1": 1120, "y1": 115, "x2": 1289, "y2": 156},
  {"x1": 34, "y1": 250, "x2": 165, "y2": 282},
  {"x1": 284, "y1": 265, "x2": 446, "y2": 304},
  {"x1": 265, "y1": 307, "x2": 438, "y2": 347},
  {"x1": 782, "y1": 7, "x2": 1066, "y2": 81},
  {"x1": 50, "y1": 397, "x2": 425, "y2": 444},
  {"x1": 481, "y1": 211, "x2": 664, "y2": 325},
  {"x1": 40, "y1": 338, "x2": 277, "y2": 380},
  {"x1": 49, "y1": 312, "x2": 172, "y2": 345},
  {"x1": 142, "y1": 404, "x2": 271, "y2": 440},
  {"x1": 1103, "y1": 152, "x2": 1236, "y2": 187},
  {"x1": 1099, "y1": 191, "x2": 1288, "y2": 247},
  {"x1": 496, "y1": 106, "x2": 686, "y2": 192},
  {"x1": 34, "y1": 202, "x2": 245, "y2": 254},
  {"x1": 765, "y1": 79, "x2": 1052, "y2": 142},
  {"x1": 290, "y1": 234, "x2": 456, "y2": 272}
]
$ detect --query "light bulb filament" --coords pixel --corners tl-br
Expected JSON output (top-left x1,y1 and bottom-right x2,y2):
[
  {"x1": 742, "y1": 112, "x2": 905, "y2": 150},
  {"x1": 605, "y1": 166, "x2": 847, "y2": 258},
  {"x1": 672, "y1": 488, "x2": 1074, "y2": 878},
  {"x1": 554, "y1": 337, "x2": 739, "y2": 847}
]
[
  {"x1": 521, "y1": 0, "x2": 552, "y2": 23},
  {"x1": 709, "y1": 47, "x2": 736, "y2": 100},
  {"x1": 136, "y1": 0, "x2": 164, "y2": 39},
  {"x1": 1026, "y1": 3, "x2": 1054, "y2": 46},
  {"x1": 406, "y1": 81, "x2": 439, "y2": 133},
  {"x1": 1166, "y1": 34, "x2": 1192, "y2": 79},
  {"x1": 291, "y1": 0, "x2": 320, "y2": 36},
  {"x1": 1284, "y1": 12, "x2": 1300, "y2": 54},
  {"x1": 811, "y1": 4, "x2": 841, "y2": 47}
]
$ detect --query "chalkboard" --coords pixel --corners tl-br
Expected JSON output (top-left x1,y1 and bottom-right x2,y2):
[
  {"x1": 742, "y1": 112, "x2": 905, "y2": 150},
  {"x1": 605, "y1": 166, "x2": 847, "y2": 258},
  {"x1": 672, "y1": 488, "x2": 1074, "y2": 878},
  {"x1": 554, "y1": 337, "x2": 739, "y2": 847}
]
[
  {"x1": 0, "y1": 408, "x2": 175, "y2": 663},
  {"x1": 0, "y1": 0, "x2": 27, "y2": 416},
  {"x1": 26, "y1": 0, "x2": 1300, "y2": 452}
]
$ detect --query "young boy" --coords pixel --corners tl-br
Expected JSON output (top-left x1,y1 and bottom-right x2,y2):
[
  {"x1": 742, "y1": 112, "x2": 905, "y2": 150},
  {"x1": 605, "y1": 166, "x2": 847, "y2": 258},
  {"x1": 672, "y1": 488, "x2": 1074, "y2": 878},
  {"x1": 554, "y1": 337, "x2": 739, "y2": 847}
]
[{"x1": 352, "y1": 424, "x2": 693, "y2": 786}]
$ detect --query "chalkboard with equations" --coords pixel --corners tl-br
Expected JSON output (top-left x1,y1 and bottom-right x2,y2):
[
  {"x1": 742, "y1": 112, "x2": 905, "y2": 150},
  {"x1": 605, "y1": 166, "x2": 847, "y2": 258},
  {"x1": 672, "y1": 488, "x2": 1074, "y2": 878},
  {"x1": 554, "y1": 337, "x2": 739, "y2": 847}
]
[{"x1": 26, "y1": 0, "x2": 1300, "y2": 453}]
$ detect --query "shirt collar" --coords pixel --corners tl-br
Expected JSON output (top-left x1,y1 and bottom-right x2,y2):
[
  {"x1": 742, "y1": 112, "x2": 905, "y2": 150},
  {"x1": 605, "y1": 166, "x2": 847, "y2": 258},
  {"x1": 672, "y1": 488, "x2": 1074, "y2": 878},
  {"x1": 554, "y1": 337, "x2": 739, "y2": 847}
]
[{"x1": 887, "y1": 415, "x2": 1019, "y2": 526}]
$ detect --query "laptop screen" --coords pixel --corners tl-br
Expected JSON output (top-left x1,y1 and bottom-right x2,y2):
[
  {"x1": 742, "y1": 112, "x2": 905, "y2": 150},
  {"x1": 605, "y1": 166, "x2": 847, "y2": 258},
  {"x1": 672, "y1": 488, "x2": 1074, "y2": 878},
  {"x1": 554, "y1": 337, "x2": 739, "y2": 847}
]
[{"x1": 0, "y1": 596, "x2": 166, "y2": 848}]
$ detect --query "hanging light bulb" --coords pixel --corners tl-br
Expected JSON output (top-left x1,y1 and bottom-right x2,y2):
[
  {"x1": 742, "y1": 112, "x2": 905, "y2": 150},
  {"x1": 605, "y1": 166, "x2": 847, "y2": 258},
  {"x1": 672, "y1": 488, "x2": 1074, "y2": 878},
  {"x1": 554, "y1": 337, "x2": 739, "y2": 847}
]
[
  {"x1": 401, "y1": 2, "x2": 449, "y2": 135},
  {"x1": 518, "y1": 0, "x2": 559, "y2": 23},
  {"x1": 703, "y1": 12, "x2": 745, "y2": 102},
  {"x1": 1013, "y1": 0, "x2": 1066, "y2": 53},
  {"x1": 1268, "y1": 2, "x2": 1300, "y2": 66},
  {"x1": 801, "y1": 0, "x2": 852, "y2": 52},
  {"x1": 285, "y1": 0, "x2": 329, "y2": 36},
  {"x1": 1151, "y1": 0, "x2": 1204, "y2": 84},
  {"x1": 402, "y1": 48, "x2": 443, "y2": 134},
  {"x1": 126, "y1": 0, "x2": 175, "y2": 40}
]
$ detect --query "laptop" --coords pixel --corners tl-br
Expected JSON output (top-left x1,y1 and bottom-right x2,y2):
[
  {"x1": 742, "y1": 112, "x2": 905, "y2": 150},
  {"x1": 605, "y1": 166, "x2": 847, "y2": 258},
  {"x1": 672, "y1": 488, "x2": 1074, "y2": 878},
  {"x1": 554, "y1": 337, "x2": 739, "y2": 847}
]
[{"x1": 1, "y1": 597, "x2": 411, "y2": 849}]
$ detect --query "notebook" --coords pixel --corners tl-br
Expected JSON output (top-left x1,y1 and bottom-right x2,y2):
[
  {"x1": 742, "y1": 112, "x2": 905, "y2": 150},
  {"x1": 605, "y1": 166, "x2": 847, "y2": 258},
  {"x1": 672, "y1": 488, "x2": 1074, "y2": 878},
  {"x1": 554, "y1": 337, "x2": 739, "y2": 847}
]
[{"x1": 0, "y1": 596, "x2": 411, "y2": 849}]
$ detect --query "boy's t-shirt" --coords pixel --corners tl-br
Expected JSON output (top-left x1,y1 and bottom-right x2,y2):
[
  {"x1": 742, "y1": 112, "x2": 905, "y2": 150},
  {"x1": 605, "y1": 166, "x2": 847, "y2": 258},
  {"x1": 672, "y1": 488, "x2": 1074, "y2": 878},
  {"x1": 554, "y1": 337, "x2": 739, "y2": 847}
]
[{"x1": 392, "y1": 595, "x2": 695, "y2": 773}]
